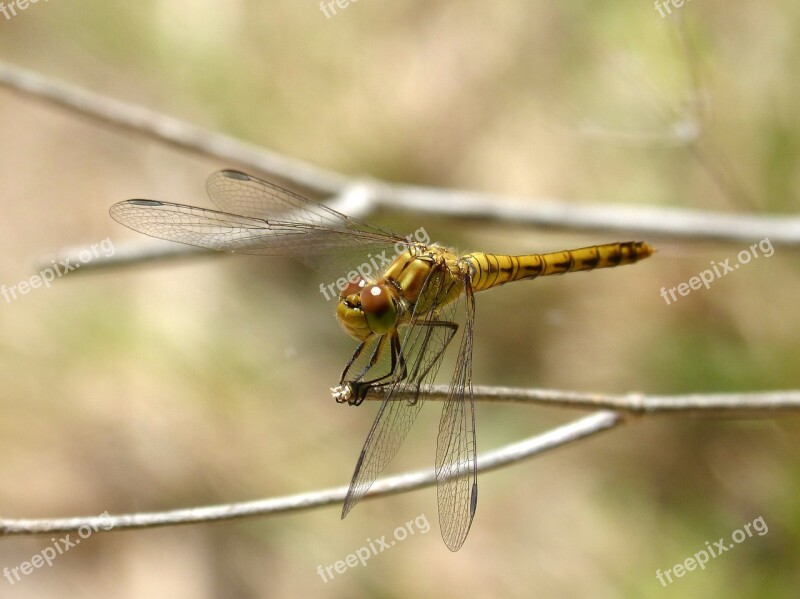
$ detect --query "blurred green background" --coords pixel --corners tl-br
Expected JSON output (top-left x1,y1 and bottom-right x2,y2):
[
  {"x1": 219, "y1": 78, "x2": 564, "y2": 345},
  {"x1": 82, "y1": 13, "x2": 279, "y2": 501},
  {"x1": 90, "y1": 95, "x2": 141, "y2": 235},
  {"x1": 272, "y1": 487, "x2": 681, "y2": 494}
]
[{"x1": 0, "y1": 1, "x2": 798, "y2": 597}]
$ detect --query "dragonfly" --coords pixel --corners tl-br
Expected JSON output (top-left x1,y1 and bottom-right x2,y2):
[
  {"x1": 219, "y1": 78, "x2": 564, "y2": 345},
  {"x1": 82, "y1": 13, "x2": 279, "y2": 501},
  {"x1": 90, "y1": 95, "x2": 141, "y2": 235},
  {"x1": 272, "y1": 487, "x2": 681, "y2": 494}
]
[{"x1": 110, "y1": 169, "x2": 653, "y2": 551}]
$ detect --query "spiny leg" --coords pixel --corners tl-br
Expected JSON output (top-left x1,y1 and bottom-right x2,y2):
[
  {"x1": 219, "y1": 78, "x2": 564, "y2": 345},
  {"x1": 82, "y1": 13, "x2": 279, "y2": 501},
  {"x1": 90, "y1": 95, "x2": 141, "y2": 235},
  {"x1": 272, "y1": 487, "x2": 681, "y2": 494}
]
[
  {"x1": 353, "y1": 320, "x2": 458, "y2": 406},
  {"x1": 338, "y1": 338, "x2": 371, "y2": 386},
  {"x1": 333, "y1": 338, "x2": 375, "y2": 403},
  {"x1": 347, "y1": 332, "x2": 402, "y2": 406},
  {"x1": 336, "y1": 332, "x2": 404, "y2": 406}
]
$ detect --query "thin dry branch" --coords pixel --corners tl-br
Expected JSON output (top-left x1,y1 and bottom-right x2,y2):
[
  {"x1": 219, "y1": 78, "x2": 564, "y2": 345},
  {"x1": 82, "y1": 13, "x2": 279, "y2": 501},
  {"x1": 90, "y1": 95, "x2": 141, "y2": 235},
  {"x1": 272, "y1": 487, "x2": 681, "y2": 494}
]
[
  {"x1": 0, "y1": 411, "x2": 621, "y2": 536},
  {"x1": 3, "y1": 61, "x2": 800, "y2": 275},
  {"x1": 375, "y1": 385, "x2": 800, "y2": 415},
  {"x1": 0, "y1": 62, "x2": 347, "y2": 196}
]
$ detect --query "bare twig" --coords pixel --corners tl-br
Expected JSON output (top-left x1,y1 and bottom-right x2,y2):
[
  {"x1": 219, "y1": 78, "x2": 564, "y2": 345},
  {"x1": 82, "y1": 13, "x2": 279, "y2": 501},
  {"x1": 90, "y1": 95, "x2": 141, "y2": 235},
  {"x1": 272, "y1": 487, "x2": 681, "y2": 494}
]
[
  {"x1": 36, "y1": 239, "x2": 208, "y2": 271},
  {"x1": 369, "y1": 183, "x2": 800, "y2": 245},
  {"x1": 372, "y1": 385, "x2": 800, "y2": 415},
  {"x1": 3, "y1": 61, "x2": 800, "y2": 275},
  {"x1": 0, "y1": 63, "x2": 347, "y2": 196},
  {"x1": 0, "y1": 411, "x2": 621, "y2": 536}
]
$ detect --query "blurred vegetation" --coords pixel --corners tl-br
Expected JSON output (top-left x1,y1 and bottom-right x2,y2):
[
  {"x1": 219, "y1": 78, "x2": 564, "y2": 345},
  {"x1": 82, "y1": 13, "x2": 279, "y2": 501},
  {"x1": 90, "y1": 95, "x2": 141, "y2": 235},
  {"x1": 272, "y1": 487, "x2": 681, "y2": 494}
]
[{"x1": 0, "y1": 1, "x2": 798, "y2": 597}]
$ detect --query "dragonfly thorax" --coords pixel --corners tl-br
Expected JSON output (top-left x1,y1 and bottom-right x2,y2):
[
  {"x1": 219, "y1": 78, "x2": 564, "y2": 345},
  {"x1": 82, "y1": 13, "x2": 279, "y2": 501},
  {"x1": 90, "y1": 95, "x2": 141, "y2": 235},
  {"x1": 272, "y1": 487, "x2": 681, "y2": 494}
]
[
  {"x1": 336, "y1": 247, "x2": 466, "y2": 342},
  {"x1": 336, "y1": 277, "x2": 400, "y2": 340}
]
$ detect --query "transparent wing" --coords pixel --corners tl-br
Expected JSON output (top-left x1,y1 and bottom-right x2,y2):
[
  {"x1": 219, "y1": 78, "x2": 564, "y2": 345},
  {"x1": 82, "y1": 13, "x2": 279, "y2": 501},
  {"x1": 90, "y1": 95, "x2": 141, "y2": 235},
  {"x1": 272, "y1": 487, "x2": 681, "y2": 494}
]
[
  {"x1": 205, "y1": 170, "x2": 390, "y2": 235},
  {"x1": 109, "y1": 199, "x2": 390, "y2": 256},
  {"x1": 435, "y1": 277, "x2": 478, "y2": 551},
  {"x1": 341, "y1": 262, "x2": 463, "y2": 518},
  {"x1": 109, "y1": 170, "x2": 408, "y2": 277}
]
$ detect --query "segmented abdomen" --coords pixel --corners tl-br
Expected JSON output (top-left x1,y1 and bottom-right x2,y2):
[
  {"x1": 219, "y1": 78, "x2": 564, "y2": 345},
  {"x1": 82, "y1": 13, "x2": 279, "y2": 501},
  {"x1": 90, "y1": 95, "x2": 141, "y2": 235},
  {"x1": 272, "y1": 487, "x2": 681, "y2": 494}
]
[{"x1": 464, "y1": 241, "x2": 653, "y2": 292}]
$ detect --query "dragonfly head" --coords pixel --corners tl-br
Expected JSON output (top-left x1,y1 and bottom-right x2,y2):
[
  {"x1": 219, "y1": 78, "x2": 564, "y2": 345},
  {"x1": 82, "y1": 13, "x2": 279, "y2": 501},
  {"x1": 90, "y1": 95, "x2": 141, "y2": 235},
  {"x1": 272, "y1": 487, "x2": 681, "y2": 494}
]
[{"x1": 336, "y1": 277, "x2": 399, "y2": 340}]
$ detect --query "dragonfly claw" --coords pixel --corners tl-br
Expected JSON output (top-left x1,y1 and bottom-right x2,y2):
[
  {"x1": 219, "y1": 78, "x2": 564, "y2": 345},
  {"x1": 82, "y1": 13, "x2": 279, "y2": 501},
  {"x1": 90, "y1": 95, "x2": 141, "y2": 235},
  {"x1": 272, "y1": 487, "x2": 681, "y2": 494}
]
[
  {"x1": 331, "y1": 384, "x2": 353, "y2": 404},
  {"x1": 332, "y1": 382, "x2": 369, "y2": 406}
]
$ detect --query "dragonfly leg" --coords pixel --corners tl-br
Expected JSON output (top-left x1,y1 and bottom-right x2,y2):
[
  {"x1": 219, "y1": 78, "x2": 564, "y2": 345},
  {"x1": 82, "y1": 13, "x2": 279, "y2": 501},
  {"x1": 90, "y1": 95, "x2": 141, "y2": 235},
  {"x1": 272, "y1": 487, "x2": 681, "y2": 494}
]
[
  {"x1": 333, "y1": 339, "x2": 375, "y2": 404},
  {"x1": 335, "y1": 334, "x2": 401, "y2": 406},
  {"x1": 351, "y1": 319, "x2": 458, "y2": 406},
  {"x1": 348, "y1": 332, "x2": 404, "y2": 406},
  {"x1": 338, "y1": 339, "x2": 371, "y2": 386}
]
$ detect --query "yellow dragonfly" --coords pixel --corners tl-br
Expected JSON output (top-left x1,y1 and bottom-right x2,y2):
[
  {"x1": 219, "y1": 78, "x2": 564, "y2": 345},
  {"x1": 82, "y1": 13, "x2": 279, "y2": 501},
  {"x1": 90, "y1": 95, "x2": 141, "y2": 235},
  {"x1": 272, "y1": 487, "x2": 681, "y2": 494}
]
[{"x1": 110, "y1": 170, "x2": 653, "y2": 551}]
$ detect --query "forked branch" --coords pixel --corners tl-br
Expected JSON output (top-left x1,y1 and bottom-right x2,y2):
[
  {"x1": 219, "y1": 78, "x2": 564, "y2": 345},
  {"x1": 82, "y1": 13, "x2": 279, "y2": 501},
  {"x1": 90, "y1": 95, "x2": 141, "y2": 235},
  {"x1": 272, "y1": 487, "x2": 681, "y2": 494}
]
[
  {"x1": 0, "y1": 62, "x2": 797, "y2": 538},
  {"x1": 2, "y1": 385, "x2": 799, "y2": 536}
]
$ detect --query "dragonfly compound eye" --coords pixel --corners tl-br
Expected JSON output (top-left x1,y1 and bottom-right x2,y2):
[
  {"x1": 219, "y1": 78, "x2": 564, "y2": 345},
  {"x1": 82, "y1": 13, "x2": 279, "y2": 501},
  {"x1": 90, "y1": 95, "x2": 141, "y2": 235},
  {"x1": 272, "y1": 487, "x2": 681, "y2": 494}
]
[
  {"x1": 340, "y1": 276, "x2": 366, "y2": 299},
  {"x1": 361, "y1": 284, "x2": 398, "y2": 334}
]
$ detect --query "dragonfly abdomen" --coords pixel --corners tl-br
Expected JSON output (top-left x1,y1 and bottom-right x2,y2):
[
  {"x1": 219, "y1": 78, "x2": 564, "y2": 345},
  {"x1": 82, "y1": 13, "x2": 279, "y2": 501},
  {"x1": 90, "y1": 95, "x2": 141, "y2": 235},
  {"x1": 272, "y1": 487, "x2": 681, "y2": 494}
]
[{"x1": 464, "y1": 241, "x2": 653, "y2": 292}]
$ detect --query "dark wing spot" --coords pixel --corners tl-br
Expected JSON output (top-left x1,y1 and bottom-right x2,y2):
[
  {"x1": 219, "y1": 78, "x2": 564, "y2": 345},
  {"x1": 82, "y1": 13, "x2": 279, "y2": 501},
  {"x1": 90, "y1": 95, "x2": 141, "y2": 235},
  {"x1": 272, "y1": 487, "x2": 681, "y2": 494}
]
[
  {"x1": 128, "y1": 199, "x2": 164, "y2": 207},
  {"x1": 222, "y1": 170, "x2": 250, "y2": 181}
]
